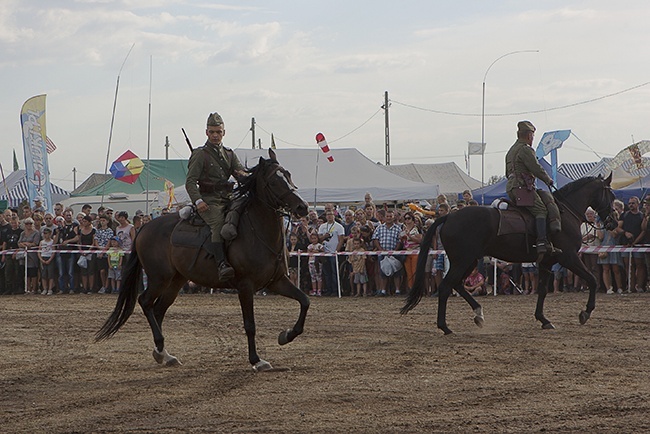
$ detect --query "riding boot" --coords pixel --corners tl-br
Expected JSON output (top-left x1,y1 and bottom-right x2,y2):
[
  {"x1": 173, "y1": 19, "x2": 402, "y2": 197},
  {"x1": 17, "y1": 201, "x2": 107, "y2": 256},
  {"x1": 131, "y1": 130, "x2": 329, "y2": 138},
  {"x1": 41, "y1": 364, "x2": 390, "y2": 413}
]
[
  {"x1": 220, "y1": 195, "x2": 246, "y2": 241},
  {"x1": 205, "y1": 241, "x2": 235, "y2": 281},
  {"x1": 535, "y1": 217, "x2": 562, "y2": 256}
]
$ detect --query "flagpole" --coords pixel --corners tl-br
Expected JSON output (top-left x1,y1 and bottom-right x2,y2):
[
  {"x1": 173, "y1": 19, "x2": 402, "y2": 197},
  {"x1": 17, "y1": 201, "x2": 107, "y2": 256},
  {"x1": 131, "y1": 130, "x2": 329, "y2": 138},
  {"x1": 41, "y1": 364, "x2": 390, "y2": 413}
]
[
  {"x1": 145, "y1": 55, "x2": 152, "y2": 216},
  {"x1": 101, "y1": 43, "x2": 135, "y2": 207},
  {"x1": 313, "y1": 148, "x2": 320, "y2": 208}
]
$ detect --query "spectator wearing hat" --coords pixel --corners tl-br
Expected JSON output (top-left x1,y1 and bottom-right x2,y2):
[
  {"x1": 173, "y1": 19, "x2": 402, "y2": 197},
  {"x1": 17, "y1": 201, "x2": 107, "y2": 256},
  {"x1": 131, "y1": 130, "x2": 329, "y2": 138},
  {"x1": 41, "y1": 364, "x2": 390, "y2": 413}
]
[
  {"x1": 55, "y1": 209, "x2": 79, "y2": 294},
  {"x1": 103, "y1": 208, "x2": 117, "y2": 231},
  {"x1": 18, "y1": 217, "x2": 41, "y2": 294},
  {"x1": 33, "y1": 197, "x2": 45, "y2": 214}
]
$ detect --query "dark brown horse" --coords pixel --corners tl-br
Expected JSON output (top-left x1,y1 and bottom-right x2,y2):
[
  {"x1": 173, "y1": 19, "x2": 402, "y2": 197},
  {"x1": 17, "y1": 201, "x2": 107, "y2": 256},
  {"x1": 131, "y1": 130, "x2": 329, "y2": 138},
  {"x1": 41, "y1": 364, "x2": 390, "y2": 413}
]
[
  {"x1": 402, "y1": 174, "x2": 616, "y2": 334},
  {"x1": 96, "y1": 149, "x2": 309, "y2": 371}
]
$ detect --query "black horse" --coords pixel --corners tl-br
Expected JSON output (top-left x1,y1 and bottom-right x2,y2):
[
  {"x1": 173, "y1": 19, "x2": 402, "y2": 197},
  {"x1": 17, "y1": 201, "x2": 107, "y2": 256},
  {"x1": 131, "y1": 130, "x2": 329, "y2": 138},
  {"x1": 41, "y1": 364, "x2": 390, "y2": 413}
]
[
  {"x1": 402, "y1": 174, "x2": 616, "y2": 334},
  {"x1": 96, "y1": 149, "x2": 309, "y2": 371}
]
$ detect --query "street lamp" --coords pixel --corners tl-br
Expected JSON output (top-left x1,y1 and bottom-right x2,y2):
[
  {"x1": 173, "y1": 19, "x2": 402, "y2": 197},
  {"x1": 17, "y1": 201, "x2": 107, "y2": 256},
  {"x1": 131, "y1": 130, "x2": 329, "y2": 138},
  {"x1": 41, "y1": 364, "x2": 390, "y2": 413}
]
[{"x1": 480, "y1": 49, "x2": 539, "y2": 204}]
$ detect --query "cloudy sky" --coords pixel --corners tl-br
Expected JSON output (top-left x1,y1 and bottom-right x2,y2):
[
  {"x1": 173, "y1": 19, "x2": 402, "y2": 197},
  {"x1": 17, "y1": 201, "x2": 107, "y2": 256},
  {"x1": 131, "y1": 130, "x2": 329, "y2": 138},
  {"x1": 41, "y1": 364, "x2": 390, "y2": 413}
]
[{"x1": 2, "y1": 0, "x2": 650, "y2": 192}]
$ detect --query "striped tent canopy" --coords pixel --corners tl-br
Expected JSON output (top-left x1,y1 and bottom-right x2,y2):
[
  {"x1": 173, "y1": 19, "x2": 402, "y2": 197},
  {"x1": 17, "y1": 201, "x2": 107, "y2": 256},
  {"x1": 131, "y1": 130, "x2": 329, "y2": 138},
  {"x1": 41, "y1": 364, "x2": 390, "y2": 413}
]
[
  {"x1": 558, "y1": 161, "x2": 599, "y2": 180},
  {"x1": 0, "y1": 170, "x2": 69, "y2": 209}
]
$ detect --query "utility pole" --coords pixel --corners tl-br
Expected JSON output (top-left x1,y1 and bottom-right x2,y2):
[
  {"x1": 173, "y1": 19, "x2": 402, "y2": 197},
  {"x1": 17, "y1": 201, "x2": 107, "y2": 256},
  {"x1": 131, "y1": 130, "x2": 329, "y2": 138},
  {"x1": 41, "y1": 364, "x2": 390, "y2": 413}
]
[
  {"x1": 258, "y1": 138, "x2": 262, "y2": 149},
  {"x1": 251, "y1": 117, "x2": 256, "y2": 149},
  {"x1": 382, "y1": 90, "x2": 390, "y2": 165},
  {"x1": 165, "y1": 136, "x2": 169, "y2": 160},
  {"x1": 72, "y1": 167, "x2": 77, "y2": 190}
]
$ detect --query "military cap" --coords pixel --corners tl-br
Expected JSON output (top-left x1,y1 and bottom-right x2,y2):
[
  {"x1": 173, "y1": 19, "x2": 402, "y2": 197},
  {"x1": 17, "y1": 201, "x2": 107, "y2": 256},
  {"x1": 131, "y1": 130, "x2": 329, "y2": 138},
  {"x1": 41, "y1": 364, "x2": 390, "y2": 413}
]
[
  {"x1": 517, "y1": 120, "x2": 536, "y2": 133},
  {"x1": 207, "y1": 112, "x2": 224, "y2": 127}
]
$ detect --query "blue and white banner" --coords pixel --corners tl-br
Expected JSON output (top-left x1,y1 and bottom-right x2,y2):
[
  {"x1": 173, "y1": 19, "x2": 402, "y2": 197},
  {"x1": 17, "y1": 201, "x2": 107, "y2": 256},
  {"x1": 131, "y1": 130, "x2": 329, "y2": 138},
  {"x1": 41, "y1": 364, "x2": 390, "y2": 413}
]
[
  {"x1": 536, "y1": 130, "x2": 571, "y2": 159},
  {"x1": 20, "y1": 94, "x2": 53, "y2": 211}
]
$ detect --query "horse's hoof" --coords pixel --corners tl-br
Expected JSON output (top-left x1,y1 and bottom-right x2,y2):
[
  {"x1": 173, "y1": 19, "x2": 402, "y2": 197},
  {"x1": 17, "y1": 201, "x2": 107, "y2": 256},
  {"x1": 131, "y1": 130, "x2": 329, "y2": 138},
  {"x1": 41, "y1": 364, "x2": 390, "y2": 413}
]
[
  {"x1": 253, "y1": 359, "x2": 273, "y2": 372},
  {"x1": 541, "y1": 322, "x2": 556, "y2": 330},
  {"x1": 165, "y1": 356, "x2": 182, "y2": 367},
  {"x1": 440, "y1": 327, "x2": 453, "y2": 335},
  {"x1": 473, "y1": 307, "x2": 484, "y2": 328},
  {"x1": 278, "y1": 329, "x2": 292, "y2": 346},
  {"x1": 579, "y1": 310, "x2": 590, "y2": 325},
  {"x1": 153, "y1": 349, "x2": 164, "y2": 364}
]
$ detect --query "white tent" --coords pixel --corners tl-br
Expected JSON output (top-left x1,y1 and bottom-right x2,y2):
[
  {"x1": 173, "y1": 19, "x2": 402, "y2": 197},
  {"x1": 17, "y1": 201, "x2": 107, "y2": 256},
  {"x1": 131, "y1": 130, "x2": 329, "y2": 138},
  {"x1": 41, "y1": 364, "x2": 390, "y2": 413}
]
[
  {"x1": 382, "y1": 162, "x2": 481, "y2": 196},
  {"x1": 0, "y1": 170, "x2": 69, "y2": 209},
  {"x1": 169, "y1": 148, "x2": 439, "y2": 206},
  {"x1": 235, "y1": 148, "x2": 439, "y2": 204}
]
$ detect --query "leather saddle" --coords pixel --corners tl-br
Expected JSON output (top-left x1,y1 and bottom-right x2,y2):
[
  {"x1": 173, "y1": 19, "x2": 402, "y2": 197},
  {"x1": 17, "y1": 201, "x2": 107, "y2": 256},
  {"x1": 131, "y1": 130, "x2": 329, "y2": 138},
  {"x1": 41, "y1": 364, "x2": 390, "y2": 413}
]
[
  {"x1": 171, "y1": 215, "x2": 211, "y2": 249},
  {"x1": 495, "y1": 199, "x2": 536, "y2": 237}
]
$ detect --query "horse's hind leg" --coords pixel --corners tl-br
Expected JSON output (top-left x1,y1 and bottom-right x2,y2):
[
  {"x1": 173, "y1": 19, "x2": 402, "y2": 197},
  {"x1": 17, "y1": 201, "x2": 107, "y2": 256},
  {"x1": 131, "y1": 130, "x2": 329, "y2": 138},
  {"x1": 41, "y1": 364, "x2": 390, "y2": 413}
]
[
  {"x1": 139, "y1": 274, "x2": 185, "y2": 366},
  {"x1": 268, "y1": 276, "x2": 310, "y2": 345},
  {"x1": 534, "y1": 265, "x2": 555, "y2": 329},
  {"x1": 454, "y1": 285, "x2": 484, "y2": 327}
]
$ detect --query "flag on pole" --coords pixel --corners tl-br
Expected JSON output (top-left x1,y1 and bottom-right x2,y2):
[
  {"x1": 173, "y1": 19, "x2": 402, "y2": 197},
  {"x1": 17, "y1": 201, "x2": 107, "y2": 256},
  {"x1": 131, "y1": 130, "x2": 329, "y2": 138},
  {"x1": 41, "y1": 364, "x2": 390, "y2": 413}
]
[
  {"x1": 467, "y1": 142, "x2": 485, "y2": 155},
  {"x1": 271, "y1": 133, "x2": 277, "y2": 149},
  {"x1": 13, "y1": 149, "x2": 19, "y2": 171},
  {"x1": 535, "y1": 130, "x2": 571, "y2": 159},
  {"x1": 110, "y1": 150, "x2": 144, "y2": 184},
  {"x1": 45, "y1": 136, "x2": 57, "y2": 154},
  {"x1": 315, "y1": 132, "x2": 334, "y2": 162},
  {"x1": 163, "y1": 178, "x2": 176, "y2": 208},
  {"x1": 609, "y1": 141, "x2": 650, "y2": 172},
  {"x1": 20, "y1": 94, "x2": 53, "y2": 210}
]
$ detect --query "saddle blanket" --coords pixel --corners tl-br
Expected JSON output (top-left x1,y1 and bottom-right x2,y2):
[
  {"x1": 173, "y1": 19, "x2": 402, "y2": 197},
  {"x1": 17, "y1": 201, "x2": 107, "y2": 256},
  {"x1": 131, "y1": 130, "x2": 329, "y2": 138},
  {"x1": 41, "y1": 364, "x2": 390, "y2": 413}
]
[{"x1": 171, "y1": 217, "x2": 211, "y2": 249}]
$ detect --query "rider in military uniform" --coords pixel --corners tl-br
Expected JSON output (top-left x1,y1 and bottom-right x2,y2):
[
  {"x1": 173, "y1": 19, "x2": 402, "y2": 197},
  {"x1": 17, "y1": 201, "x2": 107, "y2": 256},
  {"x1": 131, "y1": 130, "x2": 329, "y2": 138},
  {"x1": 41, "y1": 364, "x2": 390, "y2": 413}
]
[
  {"x1": 505, "y1": 120, "x2": 561, "y2": 255},
  {"x1": 186, "y1": 112, "x2": 246, "y2": 281}
]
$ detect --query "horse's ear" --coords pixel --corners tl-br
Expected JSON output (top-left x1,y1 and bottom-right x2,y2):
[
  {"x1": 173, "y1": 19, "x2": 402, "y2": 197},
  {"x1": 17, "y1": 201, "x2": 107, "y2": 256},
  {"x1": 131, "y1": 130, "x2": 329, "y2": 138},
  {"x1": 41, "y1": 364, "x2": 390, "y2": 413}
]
[
  {"x1": 268, "y1": 148, "x2": 278, "y2": 162},
  {"x1": 604, "y1": 171, "x2": 613, "y2": 187},
  {"x1": 258, "y1": 156, "x2": 265, "y2": 167}
]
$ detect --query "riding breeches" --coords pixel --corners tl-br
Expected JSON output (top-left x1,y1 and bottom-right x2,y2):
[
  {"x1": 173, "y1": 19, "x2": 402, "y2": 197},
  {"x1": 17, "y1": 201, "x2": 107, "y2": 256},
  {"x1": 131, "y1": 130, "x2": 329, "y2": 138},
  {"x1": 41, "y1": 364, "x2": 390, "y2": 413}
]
[{"x1": 198, "y1": 201, "x2": 227, "y2": 242}]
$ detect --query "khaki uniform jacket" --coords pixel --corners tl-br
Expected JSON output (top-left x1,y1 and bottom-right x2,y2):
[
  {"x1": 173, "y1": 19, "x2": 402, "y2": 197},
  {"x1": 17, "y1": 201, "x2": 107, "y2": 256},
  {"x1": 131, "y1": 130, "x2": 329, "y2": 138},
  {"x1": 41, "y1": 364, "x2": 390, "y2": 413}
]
[
  {"x1": 505, "y1": 139, "x2": 552, "y2": 193},
  {"x1": 185, "y1": 142, "x2": 244, "y2": 205}
]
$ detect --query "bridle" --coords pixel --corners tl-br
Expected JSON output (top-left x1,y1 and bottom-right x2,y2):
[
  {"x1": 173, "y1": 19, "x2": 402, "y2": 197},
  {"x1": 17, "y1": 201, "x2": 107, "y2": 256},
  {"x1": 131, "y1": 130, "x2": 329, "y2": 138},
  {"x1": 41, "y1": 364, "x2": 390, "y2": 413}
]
[{"x1": 553, "y1": 179, "x2": 615, "y2": 230}]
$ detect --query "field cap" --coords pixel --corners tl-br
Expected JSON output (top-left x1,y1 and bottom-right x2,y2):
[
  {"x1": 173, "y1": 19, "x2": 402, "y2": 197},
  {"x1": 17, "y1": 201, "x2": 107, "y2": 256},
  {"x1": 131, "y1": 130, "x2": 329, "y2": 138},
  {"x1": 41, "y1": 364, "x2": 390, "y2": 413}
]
[
  {"x1": 517, "y1": 120, "x2": 536, "y2": 133},
  {"x1": 207, "y1": 112, "x2": 224, "y2": 127}
]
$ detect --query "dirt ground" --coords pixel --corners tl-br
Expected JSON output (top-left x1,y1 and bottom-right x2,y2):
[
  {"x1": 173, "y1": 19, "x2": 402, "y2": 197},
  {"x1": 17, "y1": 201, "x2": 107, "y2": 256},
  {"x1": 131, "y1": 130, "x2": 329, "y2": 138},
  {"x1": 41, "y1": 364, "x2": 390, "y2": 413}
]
[{"x1": 1, "y1": 291, "x2": 649, "y2": 433}]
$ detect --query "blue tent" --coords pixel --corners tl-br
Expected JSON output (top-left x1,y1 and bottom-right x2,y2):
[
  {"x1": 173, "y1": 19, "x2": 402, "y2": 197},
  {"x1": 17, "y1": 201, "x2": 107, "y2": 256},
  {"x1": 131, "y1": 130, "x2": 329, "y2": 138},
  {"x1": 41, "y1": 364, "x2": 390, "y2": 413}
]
[{"x1": 471, "y1": 158, "x2": 573, "y2": 204}]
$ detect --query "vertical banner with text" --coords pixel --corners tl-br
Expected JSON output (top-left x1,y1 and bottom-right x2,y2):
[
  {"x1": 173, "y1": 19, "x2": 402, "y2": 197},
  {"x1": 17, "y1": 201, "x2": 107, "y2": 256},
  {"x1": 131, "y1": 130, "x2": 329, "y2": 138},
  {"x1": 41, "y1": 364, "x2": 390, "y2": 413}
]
[{"x1": 20, "y1": 94, "x2": 53, "y2": 211}]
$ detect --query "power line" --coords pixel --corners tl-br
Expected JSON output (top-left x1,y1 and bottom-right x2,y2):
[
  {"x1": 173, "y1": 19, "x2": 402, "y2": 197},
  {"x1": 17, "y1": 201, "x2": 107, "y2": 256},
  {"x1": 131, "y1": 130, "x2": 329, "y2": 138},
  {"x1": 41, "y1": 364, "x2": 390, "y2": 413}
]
[
  {"x1": 255, "y1": 107, "x2": 383, "y2": 148},
  {"x1": 392, "y1": 80, "x2": 650, "y2": 117}
]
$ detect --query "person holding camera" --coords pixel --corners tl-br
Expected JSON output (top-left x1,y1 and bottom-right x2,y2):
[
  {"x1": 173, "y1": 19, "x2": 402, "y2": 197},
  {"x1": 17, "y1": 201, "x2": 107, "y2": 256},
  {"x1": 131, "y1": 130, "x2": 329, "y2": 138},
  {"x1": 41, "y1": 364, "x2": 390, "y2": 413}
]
[{"x1": 318, "y1": 210, "x2": 345, "y2": 296}]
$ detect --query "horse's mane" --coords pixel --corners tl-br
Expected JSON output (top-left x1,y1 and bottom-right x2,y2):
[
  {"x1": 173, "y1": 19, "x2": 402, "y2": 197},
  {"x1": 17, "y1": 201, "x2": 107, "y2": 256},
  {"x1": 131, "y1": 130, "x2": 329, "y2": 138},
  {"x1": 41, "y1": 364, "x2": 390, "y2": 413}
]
[
  {"x1": 232, "y1": 157, "x2": 270, "y2": 207},
  {"x1": 554, "y1": 176, "x2": 600, "y2": 200}
]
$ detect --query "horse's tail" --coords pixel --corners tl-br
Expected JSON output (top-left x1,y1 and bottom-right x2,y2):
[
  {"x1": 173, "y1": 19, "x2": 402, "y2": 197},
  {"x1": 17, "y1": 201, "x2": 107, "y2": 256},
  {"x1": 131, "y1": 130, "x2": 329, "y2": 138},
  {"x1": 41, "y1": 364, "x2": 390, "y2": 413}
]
[
  {"x1": 401, "y1": 215, "x2": 448, "y2": 314},
  {"x1": 95, "y1": 241, "x2": 142, "y2": 342}
]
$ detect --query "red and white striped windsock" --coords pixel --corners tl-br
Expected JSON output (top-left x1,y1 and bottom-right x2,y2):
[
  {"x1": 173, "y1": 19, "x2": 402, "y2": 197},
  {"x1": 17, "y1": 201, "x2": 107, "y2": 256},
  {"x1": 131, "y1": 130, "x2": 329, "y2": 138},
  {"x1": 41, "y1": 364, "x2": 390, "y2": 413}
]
[{"x1": 315, "y1": 132, "x2": 334, "y2": 162}]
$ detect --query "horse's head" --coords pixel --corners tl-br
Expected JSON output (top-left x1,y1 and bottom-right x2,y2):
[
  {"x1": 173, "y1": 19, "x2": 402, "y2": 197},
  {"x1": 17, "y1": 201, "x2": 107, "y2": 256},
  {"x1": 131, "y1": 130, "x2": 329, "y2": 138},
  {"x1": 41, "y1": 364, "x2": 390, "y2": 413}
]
[
  {"x1": 593, "y1": 172, "x2": 617, "y2": 230},
  {"x1": 248, "y1": 149, "x2": 308, "y2": 217}
]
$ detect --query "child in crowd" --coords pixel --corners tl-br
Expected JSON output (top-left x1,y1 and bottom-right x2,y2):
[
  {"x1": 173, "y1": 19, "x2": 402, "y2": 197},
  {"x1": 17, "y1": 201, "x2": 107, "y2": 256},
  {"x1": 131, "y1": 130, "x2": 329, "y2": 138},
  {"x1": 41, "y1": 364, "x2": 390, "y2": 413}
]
[
  {"x1": 287, "y1": 233, "x2": 300, "y2": 288},
  {"x1": 349, "y1": 237, "x2": 369, "y2": 296},
  {"x1": 307, "y1": 232, "x2": 323, "y2": 296},
  {"x1": 105, "y1": 237, "x2": 124, "y2": 294},
  {"x1": 38, "y1": 227, "x2": 56, "y2": 295},
  {"x1": 463, "y1": 266, "x2": 486, "y2": 296}
]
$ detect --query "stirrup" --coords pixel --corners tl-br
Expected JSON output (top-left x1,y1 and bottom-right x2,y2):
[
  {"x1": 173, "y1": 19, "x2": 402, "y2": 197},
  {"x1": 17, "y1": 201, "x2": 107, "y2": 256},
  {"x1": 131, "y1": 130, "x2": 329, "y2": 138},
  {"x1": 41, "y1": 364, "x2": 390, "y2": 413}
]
[{"x1": 218, "y1": 261, "x2": 235, "y2": 281}]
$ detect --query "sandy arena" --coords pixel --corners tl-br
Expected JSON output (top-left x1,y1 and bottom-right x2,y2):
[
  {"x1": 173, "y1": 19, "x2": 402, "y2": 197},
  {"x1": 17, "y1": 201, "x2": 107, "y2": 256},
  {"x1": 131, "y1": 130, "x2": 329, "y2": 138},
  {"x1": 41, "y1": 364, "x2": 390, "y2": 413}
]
[{"x1": 1, "y1": 291, "x2": 649, "y2": 433}]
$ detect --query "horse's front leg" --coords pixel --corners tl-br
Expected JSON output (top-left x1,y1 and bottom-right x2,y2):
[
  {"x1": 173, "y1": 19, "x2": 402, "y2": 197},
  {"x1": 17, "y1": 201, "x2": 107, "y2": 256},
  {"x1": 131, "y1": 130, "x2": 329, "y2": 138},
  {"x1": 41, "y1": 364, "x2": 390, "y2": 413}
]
[
  {"x1": 237, "y1": 280, "x2": 272, "y2": 372},
  {"x1": 534, "y1": 265, "x2": 555, "y2": 329},
  {"x1": 267, "y1": 276, "x2": 310, "y2": 345}
]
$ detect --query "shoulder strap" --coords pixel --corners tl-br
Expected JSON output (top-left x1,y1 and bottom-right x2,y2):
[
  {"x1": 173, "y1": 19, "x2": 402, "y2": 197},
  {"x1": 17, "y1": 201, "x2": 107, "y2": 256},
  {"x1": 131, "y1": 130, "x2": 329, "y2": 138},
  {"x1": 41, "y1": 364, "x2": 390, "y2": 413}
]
[{"x1": 203, "y1": 147, "x2": 231, "y2": 175}]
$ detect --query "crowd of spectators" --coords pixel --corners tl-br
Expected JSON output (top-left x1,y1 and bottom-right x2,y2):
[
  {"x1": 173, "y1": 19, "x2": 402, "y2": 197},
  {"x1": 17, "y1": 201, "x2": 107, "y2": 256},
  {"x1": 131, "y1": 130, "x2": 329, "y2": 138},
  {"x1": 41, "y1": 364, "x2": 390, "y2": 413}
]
[{"x1": 0, "y1": 199, "x2": 150, "y2": 295}]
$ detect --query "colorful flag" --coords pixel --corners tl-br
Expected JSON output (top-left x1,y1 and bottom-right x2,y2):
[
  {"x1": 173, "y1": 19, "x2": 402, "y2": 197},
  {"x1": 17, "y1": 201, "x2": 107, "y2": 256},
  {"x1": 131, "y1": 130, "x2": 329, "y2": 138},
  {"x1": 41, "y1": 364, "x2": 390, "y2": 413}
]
[
  {"x1": 535, "y1": 130, "x2": 571, "y2": 159},
  {"x1": 20, "y1": 94, "x2": 53, "y2": 211},
  {"x1": 315, "y1": 132, "x2": 334, "y2": 162},
  {"x1": 609, "y1": 141, "x2": 650, "y2": 172},
  {"x1": 45, "y1": 136, "x2": 57, "y2": 154},
  {"x1": 110, "y1": 150, "x2": 144, "y2": 184},
  {"x1": 13, "y1": 149, "x2": 19, "y2": 171},
  {"x1": 164, "y1": 178, "x2": 176, "y2": 208},
  {"x1": 467, "y1": 142, "x2": 485, "y2": 156}
]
